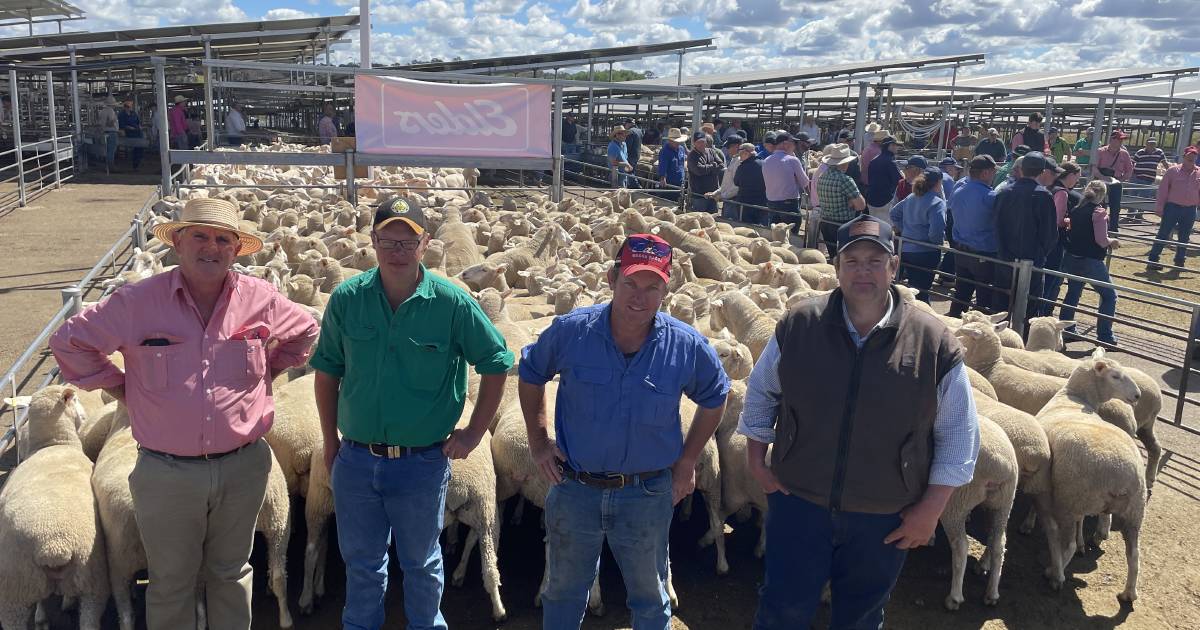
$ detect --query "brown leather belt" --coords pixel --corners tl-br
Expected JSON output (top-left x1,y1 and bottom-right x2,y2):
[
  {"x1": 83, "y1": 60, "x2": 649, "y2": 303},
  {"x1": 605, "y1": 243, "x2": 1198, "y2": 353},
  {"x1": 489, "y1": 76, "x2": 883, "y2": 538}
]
[
  {"x1": 561, "y1": 466, "x2": 667, "y2": 489},
  {"x1": 345, "y1": 439, "x2": 444, "y2": 459},
  {"x1": 139, "y1": 440, "x2": 255, "y2": 461}
]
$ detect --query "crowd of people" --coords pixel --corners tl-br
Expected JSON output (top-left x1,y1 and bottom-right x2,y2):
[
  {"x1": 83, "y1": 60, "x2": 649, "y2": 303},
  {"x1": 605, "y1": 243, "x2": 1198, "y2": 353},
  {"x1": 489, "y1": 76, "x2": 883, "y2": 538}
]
[{"x1": 588, "y1": 110, "x2": 1200, "y2": 348}]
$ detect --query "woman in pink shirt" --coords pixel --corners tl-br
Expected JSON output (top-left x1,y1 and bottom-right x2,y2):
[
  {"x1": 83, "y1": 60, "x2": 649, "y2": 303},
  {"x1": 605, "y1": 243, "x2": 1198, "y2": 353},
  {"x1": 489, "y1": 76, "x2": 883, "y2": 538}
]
[
  {"x1": 1059, "y1": 180, "x2": 1121, "y2": 345},
  {"x1": 50, "y1": 199, "x2": 319, "y2": 629}
]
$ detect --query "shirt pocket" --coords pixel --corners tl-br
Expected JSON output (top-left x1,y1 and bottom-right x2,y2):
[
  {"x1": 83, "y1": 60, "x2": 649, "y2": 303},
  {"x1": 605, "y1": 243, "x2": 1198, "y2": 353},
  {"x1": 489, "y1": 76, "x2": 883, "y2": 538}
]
[
  {"x1": 569, "y1": 365, "x2": 611, "y2": 420},
  {"x1": 639, "y1": 375, "x2": 682, "y2": 428},
  {"x1": 215, "y1": 339, "x2": 268, "y2": 389},
  {"x1": 403, "y1": 337, "x2": 453, "y2": 391},
  {"x1": 342, "y1": 323, "x2": 380, "y2": 365},
  {"x1": 131, "y1": 343, "x2": 183, "y2": 392}
]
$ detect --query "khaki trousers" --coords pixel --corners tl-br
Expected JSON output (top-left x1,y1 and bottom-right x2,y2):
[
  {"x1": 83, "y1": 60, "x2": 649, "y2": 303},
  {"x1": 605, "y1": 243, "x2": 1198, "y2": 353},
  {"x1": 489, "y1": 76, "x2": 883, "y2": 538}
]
[{"x1": 128, "y1": 439, "x2": 271, "y2": 630}]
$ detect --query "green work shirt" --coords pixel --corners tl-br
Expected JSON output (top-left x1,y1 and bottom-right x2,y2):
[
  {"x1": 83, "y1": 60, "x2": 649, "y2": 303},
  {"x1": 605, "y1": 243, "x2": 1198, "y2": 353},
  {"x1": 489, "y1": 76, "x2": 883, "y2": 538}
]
[
  {"x1": 1074, "y1": 138, "x2": 1091, "y2": 165},
  {"x1": 308, "y1": 265, "x2": 514, "y2": 446}
]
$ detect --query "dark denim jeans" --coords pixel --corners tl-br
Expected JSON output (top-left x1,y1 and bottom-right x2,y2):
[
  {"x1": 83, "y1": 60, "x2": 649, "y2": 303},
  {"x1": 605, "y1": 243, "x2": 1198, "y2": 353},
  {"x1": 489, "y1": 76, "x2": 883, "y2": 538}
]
[
  {"x1": 1148, "y1": 203, "x2": 1198, "y2": 266},
  {"x1": 753, "y1": 493, "x2": 907, "y2": 630},
  {"x1": 950, "y1": 249, "x2": 998, "y2": 316},
  {"x1": 1107, "y1": 182, "x2": 1123, "y2": 232},
  {"x1": 900, "y1": 250, "x2": 941, "y2": 303},
  {"x1": 1060, "y1": 254, "x2": 1118, "y2": 342},
  {"x1": 1038, "y1": 237, "x2": 1067, "y2": 316},
  {"x1": 542, "y1": 471, "x2": 675, "y2": 630},
  {"x1": 331, "y1": 440, "x2": 451, "y2": 630}
]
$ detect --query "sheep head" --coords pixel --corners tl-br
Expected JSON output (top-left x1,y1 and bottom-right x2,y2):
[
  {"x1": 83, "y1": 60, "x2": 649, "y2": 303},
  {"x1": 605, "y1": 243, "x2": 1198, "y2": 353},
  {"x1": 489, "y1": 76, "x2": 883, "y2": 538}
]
[
  {"x1": 1070, "y1": 357, "x2": 1141, "y2": 408},
  {"x1": 713, "y1": 333, "x2": 753, "y2": 380}
]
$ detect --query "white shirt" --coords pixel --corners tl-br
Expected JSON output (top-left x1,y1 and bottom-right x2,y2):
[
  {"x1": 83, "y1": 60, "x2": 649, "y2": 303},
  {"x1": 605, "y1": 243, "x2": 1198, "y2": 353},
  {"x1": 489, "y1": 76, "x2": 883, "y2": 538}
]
[{"x1": 225, "y1": 109, "x2": 246, "y2": 136}]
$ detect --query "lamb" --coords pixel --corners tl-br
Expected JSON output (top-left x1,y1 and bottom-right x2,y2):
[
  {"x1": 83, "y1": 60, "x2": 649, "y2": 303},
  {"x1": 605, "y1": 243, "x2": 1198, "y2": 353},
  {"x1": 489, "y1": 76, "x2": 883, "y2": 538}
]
[
  {"x1": 0, "y1": 386, "x2": 109, "y2": 630},
  {"x1": 484, "y1": 223, "x2": 572, "y2": 288},
  {"x1": 676, "y1": 396, "x2": 726, "y2": 577},
  {"x1": 712, "y1": 333, "x2": 753, "y2": 380},
  {"x1": 1035, "y1": 358, "x2": 1145, "y2": 603},
  {"x1": 710, "y1": 290, "x2": 778, "y2": 361},
  {"x1": 1024, "y1": 316, "x2": 1074, "y2": 353},
  {"x1": 285, "y1": 274, "x2": 329, "y2": 311},
  {"x1": 955, "y1": 322, "x2": 1066, "y2": 417},
  {"x1": 437, "y1": 207, "x2": 486, "y2": 276},
  {"x1": 652, "y1": 221, "x2": 732, "y2": 280},
  {"x1": 940, "y1": 416, "x2": 1018, "y2": 610},
  {"x1": 960, "y1": 310, "x2": 1025, "y2": 349},
  {"x1": 460, "y1": 262, "x2": 511, "y2": 293},
  {"x1": 341, "y1": 247, "x2": 378, "y2": 272},
  {"x1": 470, "y1": 288, "x2": 532, "y2": 429},
  {"x1": 264, "y1": 373, "x2": 324, "y2": 496}
]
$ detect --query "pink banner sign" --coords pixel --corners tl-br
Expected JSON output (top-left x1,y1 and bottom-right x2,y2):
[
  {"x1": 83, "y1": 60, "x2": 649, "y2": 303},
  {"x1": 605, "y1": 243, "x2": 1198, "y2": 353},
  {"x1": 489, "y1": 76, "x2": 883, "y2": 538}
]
[{"x1": 355, "y1": 75, "x2": 552, "y2": 158}]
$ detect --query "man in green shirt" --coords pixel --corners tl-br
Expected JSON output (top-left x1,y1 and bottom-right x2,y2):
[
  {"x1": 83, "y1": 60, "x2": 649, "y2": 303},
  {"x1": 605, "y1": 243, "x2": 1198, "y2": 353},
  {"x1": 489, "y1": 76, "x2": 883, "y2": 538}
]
[
  {"x1": 1074, "y1": 126, "x2": 1094, "y2": 166},
  {"x1": 309, "y1": 197, "x2": 513, "y2": 630},
  {"x1": 1048, "y1": 127, "x2": 1071, "y2": 164}
]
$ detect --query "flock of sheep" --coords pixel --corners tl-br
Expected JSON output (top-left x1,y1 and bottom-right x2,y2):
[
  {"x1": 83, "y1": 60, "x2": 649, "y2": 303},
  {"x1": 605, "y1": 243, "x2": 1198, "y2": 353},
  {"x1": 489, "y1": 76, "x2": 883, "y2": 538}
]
[{"x1": 0, "y1": 149, "x2": 1165, "y2": 628}]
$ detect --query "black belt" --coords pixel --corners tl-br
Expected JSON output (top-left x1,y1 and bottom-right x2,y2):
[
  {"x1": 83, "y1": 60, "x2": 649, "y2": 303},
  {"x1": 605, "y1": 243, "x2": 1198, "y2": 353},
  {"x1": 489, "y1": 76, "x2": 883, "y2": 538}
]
[
  {"x1": 139, "y1": 440, "x2": 256, "y2": 461},
  {"x1": 344, "y1": 439, "x2": 444, "y2": 459},
  {"x1": 560, "y1": 466, "x2": 666, "y2": 489}
]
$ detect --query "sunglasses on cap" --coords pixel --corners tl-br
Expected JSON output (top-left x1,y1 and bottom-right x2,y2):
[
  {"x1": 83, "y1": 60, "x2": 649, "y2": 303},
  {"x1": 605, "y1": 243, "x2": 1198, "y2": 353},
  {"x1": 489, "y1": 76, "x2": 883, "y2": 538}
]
[{"x1": 626, "y1": 236, "x2": 671, "y2": 258}]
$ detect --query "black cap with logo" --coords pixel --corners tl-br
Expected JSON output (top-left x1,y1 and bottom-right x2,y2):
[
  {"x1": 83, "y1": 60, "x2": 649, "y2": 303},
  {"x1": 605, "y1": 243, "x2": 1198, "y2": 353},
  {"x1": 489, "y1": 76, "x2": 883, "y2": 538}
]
[{"x1": 373, "y1": 197, "x2": 428, "y2": 235}]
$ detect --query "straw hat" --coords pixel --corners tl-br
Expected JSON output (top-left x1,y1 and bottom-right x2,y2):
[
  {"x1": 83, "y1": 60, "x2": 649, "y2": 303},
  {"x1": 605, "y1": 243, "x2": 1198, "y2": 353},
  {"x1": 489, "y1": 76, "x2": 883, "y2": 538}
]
[
  {"x1": 610, "y1": 125, "x2": 627, "y2": 138},
  {"x1": 701, "y1": 122, "x2": 716, "y2": 134},
  {"x1": 150, "y1": 198, "x2": 263, "y2": 256},
  {"x1": 821, "y1": 143, "x2": 857, "y2": 166},
  {"x1": 666, "y1": 127, "x2": 687, "y2": 143},
  {"x1": 173, "y1": 95, "x2": 186, "y2": 104},
  {"x1": 103, "y1": 95, "x2": 117, "y2": 106},
  {"x1": 865, "y1": 122, "x2": 882, "y2": 135},
  {"x1": 873, "y1": 127, "x2": 892, "y2": 141}
]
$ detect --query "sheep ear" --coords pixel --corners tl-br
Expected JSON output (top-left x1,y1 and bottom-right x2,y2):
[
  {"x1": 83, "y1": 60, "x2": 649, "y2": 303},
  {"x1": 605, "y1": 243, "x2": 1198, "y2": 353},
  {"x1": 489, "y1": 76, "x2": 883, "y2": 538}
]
[
  {"x1": 1092, "y1": 347, "x2": 1107, "y2": 359},
  {"x1": 989, "y1": 312, "x2": 1009, "y2": 323},
  {"x1": 1057, "y1": 320, "x2": 1076, "y2": 331},
  {"x1": 712, "y1": 298, "x2": 725, "y2": 308},
  {"x1": 717, "y1": 327, "x2": 733, "y2": 340},
  {"x1": 993, "y1": 321, "x2": 1010, "y2": 333}
]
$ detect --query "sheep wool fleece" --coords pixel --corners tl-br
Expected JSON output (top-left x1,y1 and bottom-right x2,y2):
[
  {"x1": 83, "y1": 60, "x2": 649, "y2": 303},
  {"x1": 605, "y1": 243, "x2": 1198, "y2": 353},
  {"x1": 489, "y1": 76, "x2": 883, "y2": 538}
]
[{"x1": 772, "y1": 286, "x2": 964, "y2": 514}]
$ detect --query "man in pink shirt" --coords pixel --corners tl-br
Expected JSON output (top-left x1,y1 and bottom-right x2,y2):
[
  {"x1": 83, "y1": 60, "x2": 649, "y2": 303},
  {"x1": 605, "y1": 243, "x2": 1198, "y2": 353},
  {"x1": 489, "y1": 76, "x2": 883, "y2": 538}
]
[
  {"x1": 1148, "y1": 146, "x2": 1200, "y2": 271},
  {"x1": 50, "y1": 198, "x2": 319, "y2": 630},
  {"x1": 858, "y1": 123, "x2": 884, "y2": 186},
  {"x1": 168, "y1": 95, "x2": 189, "y2": 150},
  {"x1": 1096, "y1": 130, "x2": 1135, "y2": 232}
]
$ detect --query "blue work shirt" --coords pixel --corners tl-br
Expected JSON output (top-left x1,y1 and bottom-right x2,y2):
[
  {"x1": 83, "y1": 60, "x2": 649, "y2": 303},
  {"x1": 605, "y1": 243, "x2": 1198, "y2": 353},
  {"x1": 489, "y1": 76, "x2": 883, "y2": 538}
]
[
  {"x1": 941, "y1": 171, "x2": 958, "y2": 202},
  {"x1": 658, "y1": 143, "x2": 686, "y2": 185},
  {"x1": 118, "y1": 110, "x2": 142, "y2": 137},
  {"x1": 890, "y1": 191, "x2": 947, "y2": 255},
  {"x1": 949, "y1": 178, "x2": 998, "y2": 253},
  {"x1": 519, "y1": 304, "x2": 730, "y2": 474},
  {"x1": 607, "y1": 140, "x2": 629, "y2": 166}
]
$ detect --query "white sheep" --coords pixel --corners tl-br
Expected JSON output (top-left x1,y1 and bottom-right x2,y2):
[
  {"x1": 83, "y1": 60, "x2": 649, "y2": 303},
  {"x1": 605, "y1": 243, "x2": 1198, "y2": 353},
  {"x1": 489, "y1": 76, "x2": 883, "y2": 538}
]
[
  {"x1": 955, "y1": 322, "x2": 1067, "y2": 417},
  {"x1": 1035, "y1": 358, "x2": 1145, "y2": 603},
  {"x1": 0, "y1": 385, "x2": 109, "y2": 630},
  {"x1": 710, "y1": 290, "x2": 777, "y2": 361}
]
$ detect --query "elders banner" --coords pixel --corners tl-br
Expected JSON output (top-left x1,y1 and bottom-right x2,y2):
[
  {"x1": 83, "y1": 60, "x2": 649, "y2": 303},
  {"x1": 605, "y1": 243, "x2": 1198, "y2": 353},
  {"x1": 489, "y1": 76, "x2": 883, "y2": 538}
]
[{"x1": 355, "y1": 75, "x2": 553, "y2": 158}]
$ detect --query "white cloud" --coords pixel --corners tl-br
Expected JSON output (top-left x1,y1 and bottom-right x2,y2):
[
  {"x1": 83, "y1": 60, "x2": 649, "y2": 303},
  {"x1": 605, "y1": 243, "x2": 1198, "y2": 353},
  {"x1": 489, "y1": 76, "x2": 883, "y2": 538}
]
[{"x1": 262, "y1": 8, "x2": 319, "y2": 21}]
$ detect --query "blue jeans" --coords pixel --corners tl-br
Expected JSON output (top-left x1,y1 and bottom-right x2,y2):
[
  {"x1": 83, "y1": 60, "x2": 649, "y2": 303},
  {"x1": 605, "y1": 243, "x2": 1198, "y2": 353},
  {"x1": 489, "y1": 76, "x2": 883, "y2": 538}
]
[
  {"x1": 1060, "y1": 254, "x2": 1118, "y2": 342},
  {"x1": 105, "y1": 131, "x2": 118, "y2": 165},
  {"x1": 542, "y1": 470, "x2": 675, "y2": 630},
  {"x1": 691, "y1": 193, "x2": 717, "y2": 213},
  {"x1": 753, "y1": 493, "x2": 907, "y2": 630},
  {"x1": 900, "y1": 250, "x2": 940, "y2": 303},
  {"x1": 331, "y1": 440, "x2": 451, "y2": 630},
  {"x1": 1107, "y1": 182, "x2": 1123, "y2": 232},
  {"x1": 1148, "y1": 203, "x2": 1197, "y2": 266},
  {"x1": 721, "y1": 200, "x2": 743, "y2": 222},
  {"x1": 767, "y1": 198, "x2": 801, "y2": 225},
  {"x1": 1038, "y1": 236, "x2": 1066, "y2": 316}
]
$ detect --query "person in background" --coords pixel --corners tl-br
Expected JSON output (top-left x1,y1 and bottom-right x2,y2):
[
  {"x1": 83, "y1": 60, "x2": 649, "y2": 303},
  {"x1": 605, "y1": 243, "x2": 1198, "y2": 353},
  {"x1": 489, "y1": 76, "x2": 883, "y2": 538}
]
[
  {"x1": 318, "y1": 103, "x2": 338, "y2": 145},
  {"x1": 836, "y1": 130, "x2": 863, "y2": 186},
  {"x1": 118, "y1": 99, "x2": 144, "y2": 170},
  {"x1": 1133, "y1": 137, "x2": 1167, "y2": 185},
  {"x1": 757, "y1": 131, "x2": 777, "y2": 160},
  {"x1": 643, "y1": 120, "x2": 662, "y2": 147},
  {"x1": 895, "y1": 155, "x2": 930, "y2": 204},
  {"x1": 186, "y1": 113, "x2": 202, "y2": 149},
  {"x1": 711, "y1": 135, "x2": 746, "y2": 222},
  {"x1": 168, "y1": 95, "x2": 189, "y2": 150},
  {"x1": 225, "y1": 103, "x2": 246, "y2": 147},
  {"x1": 1096, "y1": 130, "x2": 1134, "y2": 231},
  {"x1": 948, "y1": 155, "x2": 1000, "y2": 316},
  {"x1": 1039, "y1": 161, "x2": 1082, "y2": 316},
  {"x1": 791, "y1": 132, "x2": 814, "y2": 167},
  {"x1": 994, "y1": 152, "x2": 1059, "y2": 324},
  {"x1": 521, "y1": 235, "x2": 729, "y2": 630},
  {"x1": 859, "y1": 122, "x2": 885, "y2": 187},
  {"x1": 608, "y1": 126, "x2": 633, "y2": 189},
  {"x1": 1073, "y1": 126, "x2": 1095, "y2": 170},
  {"x1": 937, "y1": 157, "x2": 964, "y2": 281},
  {"x1": 1148, "y1": 146, "x2": 1200, "y2": 272},
  {"x1": 625, "y1": 119, "x2": 644, "y2": 188},
  {"x1": 1059, "y1": 180, "x2": 1121, "y2": 346},
  {"x1": 561, "y1": 113, "x2": 579, "y2": 155},
  {"x1": 1011, "y1": 112, "x2": 1047, "y2": 153},
  {"x1": 815, "y1": 143, "x2": 867, "y2": 258},
  {"x1": 658, "y1": 128, "x2": 687, "y2": 202},
  {"x1": 974, "y1": 127, "x2": 1007, "y2": 164},
  {"x1": 688, "y1": 132, "x2": 725, "y2": 213},
  {"x1": 98, "y1": 95, "x2": 120, "y2": 171},
  {"x1": 734, "y1": 142, "x2": 770, "y2": 226},
  {"x1": 722, "y1": 118, "x2": 744, "y2": 143},
  {"x1": 952, "y1": 124, "x2": 977, "y2": 162},
  {"x1": 1047, "y1": 127, "x2": 1070, "y2": 164},
  {"x1": 808, "y1": 144, "x2": 834, "y2": 214},
  {"x1": 799, "y1": 114, "x2": 821, "y2": 146},
  {"x1": 865, "y1": 136, "x2": 902, "y2": 222},
  {"x1": 740, "y1": 214, "x2": 977, "y2": 630},
  {"x1": 939, "y1": 157, "x2": 962, "y2": 200},
  {"x1": 993, "y1": 145, "x2": 1030, "y2": 188},
  {"x1": 762, "y1": 131, "x2": 809, "y2": 224},
  {"x1": 891, "y1": 167, "x2": 948, "y2": 302}
]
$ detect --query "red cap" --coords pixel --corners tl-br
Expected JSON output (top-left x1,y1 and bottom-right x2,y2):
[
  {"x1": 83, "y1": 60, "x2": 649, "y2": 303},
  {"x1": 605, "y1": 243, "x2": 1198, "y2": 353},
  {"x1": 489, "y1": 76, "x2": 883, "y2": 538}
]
[
  {"x1": 1110, "y1": 130, "x2": 1129, "y2": 140},
  {"x1": 1185, "y1": 146, "x2": 1199, "y2": 157},
  {"x1": 618, "y1": 234, "x2": 672, "y2": 283}
]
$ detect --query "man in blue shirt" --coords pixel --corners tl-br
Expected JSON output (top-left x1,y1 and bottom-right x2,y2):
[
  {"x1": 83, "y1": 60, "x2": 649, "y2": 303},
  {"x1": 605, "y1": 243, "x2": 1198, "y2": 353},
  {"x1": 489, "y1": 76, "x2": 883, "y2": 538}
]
[
  {"x1": 657, "y1": 128, "x2": 687, "y2": 202},
  {"x1": 118, "y1": 100, "x2": 144, "y2": 170},
  {"x1": 937, "y1": 157, "x2": 964, "y2": 280},
  {"x1": 519, "y1": 234, "x2": 730, "y2": 630},
  {"x1": 948, "y1": 155, "x2": 1000, "y2": 315},
  {"x1": 608, "y1": 126, "x2": 633, "y2": 189},
  {"x1": 865, "y1": 137, "x2": 902, "y2": 221}
]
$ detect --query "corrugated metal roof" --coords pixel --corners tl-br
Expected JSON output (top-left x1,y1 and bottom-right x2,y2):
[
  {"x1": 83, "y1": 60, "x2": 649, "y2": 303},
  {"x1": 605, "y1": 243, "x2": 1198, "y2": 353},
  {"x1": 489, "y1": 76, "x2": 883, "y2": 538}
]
[
  {"x1": 397, "y1": 38, "x2": 715, "y2": 73},
  {"x1": 0, "y1": 0, "x2": 81, "y2": 21},
  {"x1": 625, "y1": 54, "x2": 986, "y2": 89}
]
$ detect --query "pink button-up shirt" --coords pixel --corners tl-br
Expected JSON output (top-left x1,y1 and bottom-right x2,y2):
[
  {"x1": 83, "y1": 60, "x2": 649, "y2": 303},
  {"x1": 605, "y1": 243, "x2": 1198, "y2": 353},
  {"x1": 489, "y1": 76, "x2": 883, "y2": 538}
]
[
  {"x1": 1155, "y1": 163, "x2": 1200, "y2": 215},
  {"x1": 168, "y1": 104, "x2": 187, "y2": 136},
  {"x1": 859, "y1": 142, "x2": 881, "y2": 184},
  {"x1": 1096, "y1": 145, "x2": 1134, "y2": 182},
  {"x1": 49, "y1": 269, "x2": 319, "y2": 456}
]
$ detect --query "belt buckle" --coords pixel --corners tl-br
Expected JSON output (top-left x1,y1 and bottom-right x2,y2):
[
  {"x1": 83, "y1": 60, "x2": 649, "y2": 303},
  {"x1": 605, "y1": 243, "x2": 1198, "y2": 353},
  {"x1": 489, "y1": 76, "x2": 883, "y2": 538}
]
[
  {"x1": 388, "y1": 445, "x2": 402, "y2": 458},
  {"x1": 599, "y1": 472, "x2": 625, "y2": 489}
]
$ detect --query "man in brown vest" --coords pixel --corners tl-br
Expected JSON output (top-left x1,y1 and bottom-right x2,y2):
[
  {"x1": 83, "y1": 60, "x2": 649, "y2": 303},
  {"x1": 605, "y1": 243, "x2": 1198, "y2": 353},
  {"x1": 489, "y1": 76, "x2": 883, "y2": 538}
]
[{"x1": 737, "y1": 214, "x2": 980, "y2": 629}]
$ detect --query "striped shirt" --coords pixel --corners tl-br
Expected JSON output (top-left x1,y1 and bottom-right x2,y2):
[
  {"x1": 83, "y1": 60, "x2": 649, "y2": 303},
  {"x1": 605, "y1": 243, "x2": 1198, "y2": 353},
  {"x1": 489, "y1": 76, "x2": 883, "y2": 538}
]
[
  {"x1": 736, "y1": 294, "x2": 979, "y2": 487},
  {"x1": 1133, "y1": 148, "x2": 1167, "y2": 183}
]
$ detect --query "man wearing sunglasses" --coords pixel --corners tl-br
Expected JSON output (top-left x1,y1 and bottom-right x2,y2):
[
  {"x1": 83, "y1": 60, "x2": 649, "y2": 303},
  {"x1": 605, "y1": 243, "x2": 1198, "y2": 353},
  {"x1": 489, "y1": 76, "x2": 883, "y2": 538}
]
[
  {"x1": 519, "y1": 234, "x2": 730, "y2": 629},
  {"x1": 308, "y1": 197, "x2": 514, "y2": 630}
]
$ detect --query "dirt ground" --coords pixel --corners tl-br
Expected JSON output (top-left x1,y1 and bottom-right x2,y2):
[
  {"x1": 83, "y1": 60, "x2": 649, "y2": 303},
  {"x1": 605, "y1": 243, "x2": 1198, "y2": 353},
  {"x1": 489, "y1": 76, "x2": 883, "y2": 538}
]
[{"x1": 8, "y1": 183, "x2": 1200, "y2": 629}]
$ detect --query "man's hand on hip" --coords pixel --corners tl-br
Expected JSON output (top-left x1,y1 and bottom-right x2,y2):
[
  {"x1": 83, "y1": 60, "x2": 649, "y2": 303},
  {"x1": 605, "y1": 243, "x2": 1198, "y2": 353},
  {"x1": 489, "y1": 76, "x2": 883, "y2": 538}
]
[
  {"x1": 884, "y1": 498, "x2": 945, "y2": 549},
  {"x1": 443, "y1": 426, "x2": 485, "y2": 459},
  {"x1": 670, "y1": 457, "x2": 697, "y2": 506},
  {"x1": 530, "y1": 437, "x2": 566, "y2": 484},
  {"x1": 748, "y1": 456, "x2": 789, "y2": 495}
]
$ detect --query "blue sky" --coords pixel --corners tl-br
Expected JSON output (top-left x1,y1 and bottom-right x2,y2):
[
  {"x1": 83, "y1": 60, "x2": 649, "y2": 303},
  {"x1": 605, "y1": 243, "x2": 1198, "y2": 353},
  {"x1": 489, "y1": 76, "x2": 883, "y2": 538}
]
[{"x1": 9, "y1": 0, "x2": 1200, "y2": 80}]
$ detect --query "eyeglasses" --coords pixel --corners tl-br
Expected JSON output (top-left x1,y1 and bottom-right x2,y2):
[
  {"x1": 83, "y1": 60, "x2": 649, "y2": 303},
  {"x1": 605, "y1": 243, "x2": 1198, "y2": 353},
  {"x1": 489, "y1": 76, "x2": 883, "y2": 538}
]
[
  {"x1": 373, "y1": 236, "x2": 422, "y2": 251},
  {"x1": 627, "y1": 237, "x2": 671, "y2": 258}
]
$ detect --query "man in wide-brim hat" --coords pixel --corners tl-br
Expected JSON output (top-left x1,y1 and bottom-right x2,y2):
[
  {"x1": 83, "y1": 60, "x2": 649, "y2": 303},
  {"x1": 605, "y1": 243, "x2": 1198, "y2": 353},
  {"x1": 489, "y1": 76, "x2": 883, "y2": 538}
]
[{"x1": 50, "y1": 196, "x2": 318, "y2": 630}]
